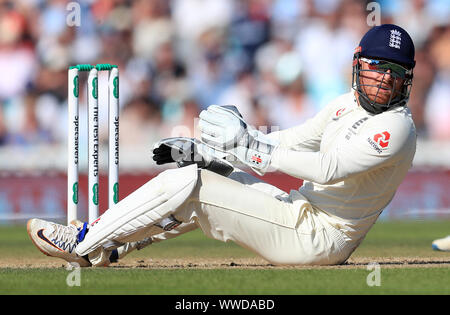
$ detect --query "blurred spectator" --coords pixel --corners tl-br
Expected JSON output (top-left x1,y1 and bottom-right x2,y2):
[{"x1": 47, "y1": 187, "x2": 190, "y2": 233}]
[
  {"x1": 4, "y1": 93, "x2": 53, "y2": 146},
  {"x1": 119, "y1": 96, "x2": 163, "y2": 147},
  {"x1": 0, "y1": 1, "x2": 37, "y2": 100},
  {"x1": 217, "y1": 71, "x2": 258, "y2": 124},
  {"x1": 151, "y1": 41, "x2": 189, "y2": 122},
  {"x1": 166, "y1": 98, "x2": 201, "y2": 139},
  {"x1": 266, "y1": 75, "x2": 316, "y2": 130},
  {"x1": 189, "y1": 27, "x2": 234, "y2": 109},
  {"x1": 407, "y1": 46, "x2": 435, "y2": 138},
  {"x1": 293, "y1": 0, "x2": 367, "y2": 110},
  {"x1": 227, "y1": 0, "x2": 271, "y2": 73},
  {"x1": 131, "y1": 0, "x2": 172, "y2": 61},
  {"x1": 171, "y1": 0, "x2": 233, "y2": 57},
  {"x1": 424, "y1": 26, "x2": 450, "y2": 140},
  {"x1": 392, "y1": 0, "x2": 437, "y2": 48}
]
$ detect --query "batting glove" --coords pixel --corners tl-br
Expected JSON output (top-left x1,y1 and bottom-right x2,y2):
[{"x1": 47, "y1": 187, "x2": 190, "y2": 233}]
[
  {"x1": 199, "y1": 105, "x2": 279, "y2": 175},
  {"x1": 152, "y1": 137, "x2": 234, "y2": 177}
]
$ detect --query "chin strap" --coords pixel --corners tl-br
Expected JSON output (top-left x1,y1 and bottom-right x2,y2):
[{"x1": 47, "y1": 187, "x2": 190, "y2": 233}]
[{"x1": 357, "y1": 92, "x2": 405, "y2": 115}]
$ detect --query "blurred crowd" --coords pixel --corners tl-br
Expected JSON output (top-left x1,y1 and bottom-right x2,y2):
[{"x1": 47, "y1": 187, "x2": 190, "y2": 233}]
[{"x1": 0, "y1": 0, "x2": 449, "y2": 153}]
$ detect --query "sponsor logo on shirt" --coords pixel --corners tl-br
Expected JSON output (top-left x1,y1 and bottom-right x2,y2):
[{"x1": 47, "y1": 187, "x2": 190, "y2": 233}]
[
  {"x1": 336, "y1": 108, "x2": 346, "y2": 117},
  {"x1": 333, "y1": 107, "x2": 349, "y2": 121},
  {"x1": 367, "y1": 131, "x2": 390, "y2": 153},
  {"x1": 345, "y1": 117, "x2": 369, "y2": 140},
  {"x1": 251, "y1": 154, "x2": 262, "y2": 164},
  {"x1": 352, "y1": 117, "x2": 369, "y2": 130},
  {"x1": 374, "y1": 131, "x2": 390, "y2": 148}
]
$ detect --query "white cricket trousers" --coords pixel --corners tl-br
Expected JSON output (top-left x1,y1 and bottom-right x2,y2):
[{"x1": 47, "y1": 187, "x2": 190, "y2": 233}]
[{"x1": 172, "y1": 169, "x2": 351, "y2": 265}]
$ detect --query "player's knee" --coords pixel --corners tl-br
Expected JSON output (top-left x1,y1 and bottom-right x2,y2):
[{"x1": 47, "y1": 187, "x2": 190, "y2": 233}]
[
  {"x1": 75, "y1": 164, "x2": 199, "y2": 257},
  {"x1": 197, "y1": 168, "x2": 237, "y2": 186},
  {"x1": 155, "y1": 164, "x2": 200, "y2": 198},
  {"x1": 178, "y1": 168, "x2": 229, "y2": 212}
]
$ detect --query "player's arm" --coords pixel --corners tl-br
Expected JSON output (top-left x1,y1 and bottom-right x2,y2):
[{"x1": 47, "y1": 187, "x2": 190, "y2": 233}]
[
  {"x1": 198, "y1": 104, "x2": 341, "y2": 176},
  {"x1": 270, "y1": 117, "x2": 415, "y2": 184}
]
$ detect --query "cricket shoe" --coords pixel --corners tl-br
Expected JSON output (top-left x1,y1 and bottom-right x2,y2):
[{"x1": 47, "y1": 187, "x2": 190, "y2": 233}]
[
  {"x1": 27, "y1": 218, "x2": 91, "y2": 267},
  {"x1": 70, "y1": 219, "x2": 154, "y2": 265},
  {"x1": 432, "y1": 235, "x2": 450, "y2": 252}
]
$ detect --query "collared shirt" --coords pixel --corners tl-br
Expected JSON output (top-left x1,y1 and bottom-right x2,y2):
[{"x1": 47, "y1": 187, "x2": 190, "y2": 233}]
[{"x1": 269, "y1": 91, "x2": 417, "y2": 241}]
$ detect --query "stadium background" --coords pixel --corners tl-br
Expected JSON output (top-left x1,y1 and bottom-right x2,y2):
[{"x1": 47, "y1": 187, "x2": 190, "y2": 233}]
[{"x1": 0, "y1": 0, "x2": 449, "y2": 224}]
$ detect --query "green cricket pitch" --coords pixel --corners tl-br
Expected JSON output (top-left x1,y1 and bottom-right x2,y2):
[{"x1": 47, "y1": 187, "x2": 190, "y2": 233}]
[{"x1": 0, "y1": 220, "x2": 449, "y2": 294}]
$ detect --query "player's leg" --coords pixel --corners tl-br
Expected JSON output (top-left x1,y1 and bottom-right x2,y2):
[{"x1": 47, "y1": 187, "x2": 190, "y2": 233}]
[
  {"x1": 228, "y1": 168, "x2": 290, "y2": 200},
  {"x1": 173, "y1": 169, "x2": 347, "y2": 265},
  {"x1": 108, "y1": 222, "x2": 198, "y2": 264},
  {"x1": 108, "y1": 168, "x2": 289, "y2": 263},
  {"x1": 69, "y1": 217, "x2": 198, "y2": 265},
  {"x1": 27, "y1": 164, "x2": 199, "y2": 266},
  {"x1": 92, "y1": 168, "x2": 345, "y2": 265},
  {"x1": 74, "y1": 164, "x2": 199, "y2": 256},
  {"x1": 27, "y1": 217, "x2": 198, "y2": 267},
  {"x1": 27, "y1": 165, "x2": 269, "y2": 266},
  {"x1": 28, "y1": 164, "x2": 346, "y2": 266}
]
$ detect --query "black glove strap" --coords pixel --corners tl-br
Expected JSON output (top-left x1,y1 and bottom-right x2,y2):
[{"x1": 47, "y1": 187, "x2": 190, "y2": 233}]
[{"x1": 206, "y1": 159, "x2": 234, "y2": 177}]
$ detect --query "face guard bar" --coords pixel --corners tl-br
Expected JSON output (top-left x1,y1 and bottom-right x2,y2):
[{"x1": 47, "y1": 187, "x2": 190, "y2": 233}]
[{"x1": 352, "y1": 54, "x2": 413, "y2": 115}]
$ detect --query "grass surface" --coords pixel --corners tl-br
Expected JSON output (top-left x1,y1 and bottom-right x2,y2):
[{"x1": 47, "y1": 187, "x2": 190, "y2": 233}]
[
  {"x1": 1, "y1": 268, "x2": 449, "y2": 295},
  {"x1": 0, "y1": 220, "x2": 449, "y2": 295}
]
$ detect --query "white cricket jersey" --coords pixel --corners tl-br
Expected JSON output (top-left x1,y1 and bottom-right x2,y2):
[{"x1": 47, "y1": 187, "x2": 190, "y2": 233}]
[{"x1": 269, "y1": 91, "x2": 417, "y2": 242}]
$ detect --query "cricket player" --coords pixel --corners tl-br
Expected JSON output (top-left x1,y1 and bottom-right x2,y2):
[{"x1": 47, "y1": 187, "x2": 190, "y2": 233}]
[{"x1": 27, "y1": 24, "x2": 417, "y2": 267}]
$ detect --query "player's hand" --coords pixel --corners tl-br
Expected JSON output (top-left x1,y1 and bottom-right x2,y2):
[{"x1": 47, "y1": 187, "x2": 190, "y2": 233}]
[
  {"x1": 152, "y1": 137, "x2": 196, "y2": 166},
  {"x1": 199, "y1": 105, "x2": 279, "y2": 175},
  {"x1": 198, "y1": 105, "x2": 247, "y2": 150},
  {"x1": 152, "y1": 137, "x2": 234, "y2": 177}
]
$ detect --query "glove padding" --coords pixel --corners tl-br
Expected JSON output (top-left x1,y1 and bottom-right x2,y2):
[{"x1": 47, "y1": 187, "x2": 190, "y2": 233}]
[
  {"x1": 152, "y1": 137, "x2": 234, "y2": 177},
  {"x1": 199, "y1": 105, "x2": 279, "y2": 175}
]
